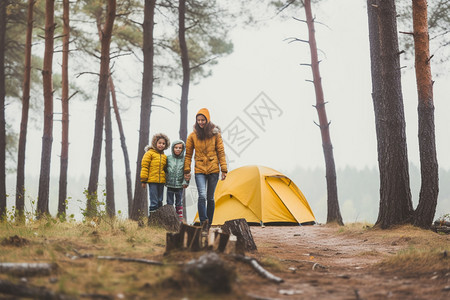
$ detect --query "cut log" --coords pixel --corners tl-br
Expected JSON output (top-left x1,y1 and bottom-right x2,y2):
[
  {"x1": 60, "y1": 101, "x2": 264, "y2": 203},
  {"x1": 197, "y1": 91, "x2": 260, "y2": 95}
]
[
  {"x1": 434, "y1": 220, "x2": 450, "y2": 227},
  {"x1": 222, "y1": 218, "x2": 257, "y2": 252},
  {"x1": 165, "y1": 223, "x2": 204, "y2": 253},
  {"x1": 224, "y1": 235, "x2": 238, "y2": 254},
  {"x1": 0, "y1": 278, "x2": 75, "y2": 299},
  {"x1": 148, "y1": 204, "x2": 181, "y2": 232},
  {"x1": 431, "y1": 225, "x2": 450, "y2": 234},
  {"x1": 213, "y1": 231, "x2": 230, "y2": 253},
  {"x1": 0, "y1": 262, "x2": 57, "y2": 277},
  {"x1": 185, "y1": 224, "x2": 203, "y2": 251},
  {"x1": 165, "y1": 232, "x2": 183, "y2": 253}
]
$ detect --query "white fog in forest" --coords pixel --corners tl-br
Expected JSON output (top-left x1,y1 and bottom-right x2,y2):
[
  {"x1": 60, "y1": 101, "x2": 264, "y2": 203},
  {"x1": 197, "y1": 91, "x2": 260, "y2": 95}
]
[{"x1": 5, "y1": 0, "x2": 450, "y2": 223}]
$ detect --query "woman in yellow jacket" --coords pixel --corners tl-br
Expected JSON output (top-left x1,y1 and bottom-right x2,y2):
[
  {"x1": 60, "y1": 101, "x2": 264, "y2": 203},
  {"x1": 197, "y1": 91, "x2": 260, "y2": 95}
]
[
  {"x1": 141, "y1": 133, "x2": 170, "y2": 213},
  {"x1": 184, "y1": 108, "x2": 227, "y2": 228}
]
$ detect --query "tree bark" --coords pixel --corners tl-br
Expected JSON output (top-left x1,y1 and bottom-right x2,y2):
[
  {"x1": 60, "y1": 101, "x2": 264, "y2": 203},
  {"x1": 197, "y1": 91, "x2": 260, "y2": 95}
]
[
  {"x1": 222, "y1": 218, "x2": 257, "y2": 252},
  {"x1": 58, "y1": 0, "x2": 70, "y2": 219},
  {"x1": 37, "y1": 0, "x2": 55, "y2": 217},
  {"x1": 0, "y1": 0, "x2": 8, "y2": 218},
  {"x1": 178, "y1": 0, "x2": 189, "y2": 143},
  {"x1": 367, "y1": 0, "x2": 413, "y2": 228},
  {"x1": 148, "y1": 204, "x2": 181, "y2": 232},
  {"x1": 86, "y1": 0, "x2": 116, "y2": 217},
  {"x1": 178, "y1": 0, "x2": 190, "y2": 222},
  {"x1": 412, "y1": 0, "x2": 439, "y2": 229},
  {"x1": 15, "y1": 0, "x2": 34, "y2": 221},
  {"x1": 304, "y1": 0, "x2": 343, "y2": 225},
  {"x1": 109, "y1": 77, "x2": 132, "y2": 218},
  {"x1": 104, "y1": 88, "x2": 115, "y2": 217},
  {"x1": 131, "y1": 0, "x2": 156, "y2": 221}
]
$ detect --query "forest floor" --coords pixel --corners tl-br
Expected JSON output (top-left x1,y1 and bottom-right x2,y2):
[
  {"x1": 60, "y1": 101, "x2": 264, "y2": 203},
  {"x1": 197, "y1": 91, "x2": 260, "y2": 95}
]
[
  {"x1": 0, "y1": 221, "x2": 449, "y2": 299},
  {"x1": 239, "y1": 224, "x2": 450, "y2": 300}
]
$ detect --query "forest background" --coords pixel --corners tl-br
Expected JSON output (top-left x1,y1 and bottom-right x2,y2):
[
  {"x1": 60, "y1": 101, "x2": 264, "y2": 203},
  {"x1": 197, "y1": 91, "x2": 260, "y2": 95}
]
[{"x1": 3, "y1": 0, "x2": 450, "y2": 224}]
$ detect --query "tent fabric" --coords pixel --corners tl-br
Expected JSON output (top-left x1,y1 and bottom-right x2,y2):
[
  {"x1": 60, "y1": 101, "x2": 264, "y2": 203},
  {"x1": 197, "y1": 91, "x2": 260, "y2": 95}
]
[{"x1": 194, "y1": 165, "x2": 316, "y2": 225}]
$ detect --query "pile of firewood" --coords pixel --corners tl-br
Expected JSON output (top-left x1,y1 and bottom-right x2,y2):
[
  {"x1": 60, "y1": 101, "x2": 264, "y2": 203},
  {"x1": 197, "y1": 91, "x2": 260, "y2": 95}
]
[
  {"x1": 165, "y1": 218, "x2": 257, "y2": 254},
  {"x1": 146, "y1": 205, "x2": 258, "y2": 254},
  {"x1": 431, "y1": 219, "x2": 450, "y2": 234}
]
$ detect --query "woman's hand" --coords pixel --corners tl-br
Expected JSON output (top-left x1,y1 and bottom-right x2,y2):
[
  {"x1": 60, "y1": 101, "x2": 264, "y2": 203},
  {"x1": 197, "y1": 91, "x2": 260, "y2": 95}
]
[
  {"x1": 184, "y1": 173, "x2": 191, "y2": 181},
  {"x1": 141, "y1": 183, "x2": 146, "y2": 188},
  {"x1": 221, "y1": 172, "x2": 227, "y2": 180}
]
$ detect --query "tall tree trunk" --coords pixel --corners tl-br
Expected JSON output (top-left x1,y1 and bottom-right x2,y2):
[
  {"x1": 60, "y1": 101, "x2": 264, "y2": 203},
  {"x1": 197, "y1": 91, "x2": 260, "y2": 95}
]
[
  {"x1": 412, "y1": 0, "x2": 439, "y2": 229},
  {"x1": 367, "y1": 0, "x2": 413, "y2": 228},
  {"x1": 109, "y1": 77, "x2": 132, "y2": 218},
  {"x1": 37, "y1": 0, "x2": 55, "y2": 217},
  {"x1": 304, "y1": 0, "x2": 343, "y2": 225},
  {"x1": 104, "y1": 88, "x2": 115, "y2": 217},
  {"x1": 131, "y1": 0, "x2": 156, "y2": 221},
  {"x1": 178, "y1": 0, "x2": 189, "y2": 222},
  {"x1": 178, "y1": 0, "x2": 189, "y2": 143},
  {"x1": 58, "y1": 0, "x2": 70, "y2": 219},
  {"x1": 16, "y1": 0, "x2": 34, "y2": 221},
  {"x1": 86, "y1": 0, "x2": 116, "y2": 217},
  {"x1": 0, "y1": 0, "x2": 6, "y2": 218}
]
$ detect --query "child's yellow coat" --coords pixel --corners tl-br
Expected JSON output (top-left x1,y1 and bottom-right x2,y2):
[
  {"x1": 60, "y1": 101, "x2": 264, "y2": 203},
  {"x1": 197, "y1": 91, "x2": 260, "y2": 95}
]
[{"x1": 140, "y1": 148, "x2": 167, "y2": 183}]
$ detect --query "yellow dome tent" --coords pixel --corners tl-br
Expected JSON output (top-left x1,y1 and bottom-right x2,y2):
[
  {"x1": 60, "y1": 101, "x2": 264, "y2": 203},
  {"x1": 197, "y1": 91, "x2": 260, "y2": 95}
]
[{"x1": 194, "y1": 165, "x2": 316, "y2": 226}]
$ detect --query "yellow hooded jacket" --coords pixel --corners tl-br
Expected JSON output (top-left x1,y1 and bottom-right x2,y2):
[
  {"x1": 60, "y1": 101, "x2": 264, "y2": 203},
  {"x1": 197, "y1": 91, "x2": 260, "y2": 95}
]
[
  {"x1": 140, "y1": 133, "x2": 170, "y2": 183},
  {"x1": 184, "y1": 108, "x2": 227, "y2": 175}
]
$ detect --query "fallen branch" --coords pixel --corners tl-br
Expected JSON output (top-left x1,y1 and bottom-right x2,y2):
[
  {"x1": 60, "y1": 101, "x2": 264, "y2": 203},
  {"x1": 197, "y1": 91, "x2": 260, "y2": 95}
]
[
  {"x1": 233, "y1": 255, "x2": 283, "y2": 283},
  {"x1": 246, "y1": 293, "x2": 280, "y2": 300},
  {"x1": 281, "y1": 258, "x2": 327, "y2": 270},
  {"x1": 0, "y1": 262, "x2": 57, "y2": 277},
  {"x1": 0, "y1": 279, "x2": 75, "y2": 300},
  {"x1": 97, "y1": 256, "x2": 163, "y2": 266},
  {"x1": 312, "y1": 262, "x2": 326, "y2": 270},
  {"x1": 71, "y1": 248, "x2": 94, "y2": 259}
]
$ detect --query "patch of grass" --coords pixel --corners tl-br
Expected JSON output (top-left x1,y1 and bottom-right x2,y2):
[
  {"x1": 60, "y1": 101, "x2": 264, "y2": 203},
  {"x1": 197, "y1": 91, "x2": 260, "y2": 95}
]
[
  {"x1": 0, "y1": 218, "x2": 172, "y2": 298},
  {"x1": 259, "y1": 256, "x2": 284, "y2": 272},
  {"x1": 357, "y1": 249, "x2": 382, "y2": 257},
  {"x1": 377, "y1": 246, "x2": 449, "y2": 275},
  {"x1": 335, "y1": 222, "x2": 373, "y2": 234},
  {"x1": 0, "y1": 218, "x2": 252, "y2": 299},
  {"x1": 331, "y1": 223, "x2": 449, "y2": 275}
]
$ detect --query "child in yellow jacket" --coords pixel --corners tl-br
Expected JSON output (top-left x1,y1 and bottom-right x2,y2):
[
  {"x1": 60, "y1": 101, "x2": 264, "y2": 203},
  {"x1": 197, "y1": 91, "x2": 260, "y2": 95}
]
[{"x1": 140, "y1": 133, "x2": 170, "y2": 213}]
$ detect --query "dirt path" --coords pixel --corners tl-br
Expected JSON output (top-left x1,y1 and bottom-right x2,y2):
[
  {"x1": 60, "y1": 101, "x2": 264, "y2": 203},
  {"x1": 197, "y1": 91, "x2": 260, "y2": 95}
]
[{"x1": 238, "y1": 225, "x2": 449, "y2": 300}]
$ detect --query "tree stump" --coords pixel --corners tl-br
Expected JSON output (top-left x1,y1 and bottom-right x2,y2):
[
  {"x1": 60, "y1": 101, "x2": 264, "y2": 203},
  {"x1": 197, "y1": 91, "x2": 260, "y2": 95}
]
[
  {"x1": 213, "y1": 231, "x2": 230, "y2": 253},
  {"x1": 182, "y1": 223, "x2": 203, "y2": 251},
  {"x1": 165, "y1": 232, "x2": 183, "y2": 253},
  {"x1": 222, "y1": 218, "x2": 257, "y2": 252},
  {"x1": 148, "y1": 205, "x2": 181, "y2": 232},
  {"x1": 165, "y1": 223, "x2": 204, "y2": 253}
]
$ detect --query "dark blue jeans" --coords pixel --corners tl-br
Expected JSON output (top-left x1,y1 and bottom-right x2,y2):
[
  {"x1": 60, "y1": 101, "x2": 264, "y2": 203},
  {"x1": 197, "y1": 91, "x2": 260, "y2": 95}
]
[
  {"x1": 195, "y1": 173, "x2": 219, "y2": 223},
  {"x1": 167, "y1": 187, "x2": 183, "y2": 207},
  {"x1": 148, "y1": 183, "x2": 164, "y2": 213}
]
